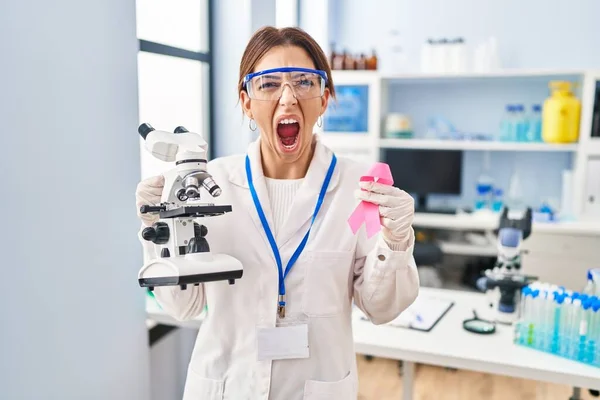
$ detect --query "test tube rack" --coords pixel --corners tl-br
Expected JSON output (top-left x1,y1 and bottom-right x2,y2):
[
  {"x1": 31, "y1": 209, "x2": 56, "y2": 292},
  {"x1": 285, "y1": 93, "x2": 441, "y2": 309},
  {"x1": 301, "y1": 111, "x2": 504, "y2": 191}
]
[{"x1": 513, "y1": 285, "x2": 600, "y2": 368}]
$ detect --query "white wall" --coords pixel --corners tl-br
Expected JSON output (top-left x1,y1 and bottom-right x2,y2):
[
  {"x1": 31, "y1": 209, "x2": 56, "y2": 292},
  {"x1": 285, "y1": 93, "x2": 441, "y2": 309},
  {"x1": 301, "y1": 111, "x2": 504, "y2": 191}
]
[
  {"x1": 333, "y1": 0, "x2": 600, "y2": 72},
  {"x1": 213, "y1": 0, "x2": 277, "y2": 157},
  {"x1": 0, "y1": 1, "x2": 150, "y2": 399},
  {"x1": 299, "y1": 0, "x2": 331, "y2": 55}
]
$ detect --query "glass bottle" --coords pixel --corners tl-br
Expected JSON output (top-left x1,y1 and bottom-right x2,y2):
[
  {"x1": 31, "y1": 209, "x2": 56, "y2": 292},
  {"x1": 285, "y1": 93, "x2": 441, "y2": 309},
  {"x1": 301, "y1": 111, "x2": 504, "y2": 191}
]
[
  {"x1": 366, "y1": 49, "x2": 378, "y2": 70},
  {"x1": 343, "y1": 50, "x2": 355, "y2": 70},
  {"x1": 355, "y1": 53, "x2": 367, "y2": 70}
]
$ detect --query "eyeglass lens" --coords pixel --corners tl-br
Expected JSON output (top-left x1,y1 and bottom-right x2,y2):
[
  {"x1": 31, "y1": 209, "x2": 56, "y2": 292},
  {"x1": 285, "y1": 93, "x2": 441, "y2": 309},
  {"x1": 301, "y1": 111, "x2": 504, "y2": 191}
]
[{"x1": 249, "y1": 72, "x2": 324, "y2": 100}]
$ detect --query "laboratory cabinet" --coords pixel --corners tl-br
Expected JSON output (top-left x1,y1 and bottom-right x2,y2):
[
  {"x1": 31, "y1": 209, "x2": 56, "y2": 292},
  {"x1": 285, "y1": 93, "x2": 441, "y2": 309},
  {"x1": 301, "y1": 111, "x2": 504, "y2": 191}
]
[
  {"x1": 321, "y1": 69, "x2": 600, "y2": 223},
  {"x1": 521, "y1": 232, "x2": 600, "y2": 292}
]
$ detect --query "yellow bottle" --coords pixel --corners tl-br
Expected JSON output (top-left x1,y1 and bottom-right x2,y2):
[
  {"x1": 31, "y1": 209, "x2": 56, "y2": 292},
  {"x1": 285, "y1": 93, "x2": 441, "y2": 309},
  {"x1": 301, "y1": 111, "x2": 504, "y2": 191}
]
[{"x1": 541, "y1": 81, "x2": 581, "y2": 143}]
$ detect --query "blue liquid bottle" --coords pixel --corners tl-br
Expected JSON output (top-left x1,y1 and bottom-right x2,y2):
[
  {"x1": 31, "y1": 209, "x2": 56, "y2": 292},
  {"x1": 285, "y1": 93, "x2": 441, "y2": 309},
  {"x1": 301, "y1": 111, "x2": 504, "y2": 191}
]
[
  {"x1": 529, "y1": 104, "x2": 542, "y2": 142},
  {"x1": 500, "y1": 105, "x2": 515, "y2": 141},
  {"x1": 514, "y1": 104, "x2": 527, "y2": 141},
  {"x1": 492, "y1": 188, "x2": 504, "y2": 212},
  {"x1": 474, "y1": 172, "x2": 493, "y2": 211}
]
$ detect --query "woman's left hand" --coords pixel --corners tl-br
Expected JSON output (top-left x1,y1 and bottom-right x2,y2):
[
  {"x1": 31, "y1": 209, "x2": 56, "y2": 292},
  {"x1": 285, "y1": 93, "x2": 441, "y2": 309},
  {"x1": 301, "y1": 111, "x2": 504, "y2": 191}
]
[{"x1": 355, "y1": 180, "x2": 415, "y2": 247}]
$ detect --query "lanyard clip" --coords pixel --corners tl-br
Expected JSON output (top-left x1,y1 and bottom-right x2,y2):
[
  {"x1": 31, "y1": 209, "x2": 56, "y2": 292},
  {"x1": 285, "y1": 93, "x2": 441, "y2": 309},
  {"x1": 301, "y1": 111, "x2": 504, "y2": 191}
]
[{"x1": 278, "y1": 294, "x2": 286, "y2": 318}]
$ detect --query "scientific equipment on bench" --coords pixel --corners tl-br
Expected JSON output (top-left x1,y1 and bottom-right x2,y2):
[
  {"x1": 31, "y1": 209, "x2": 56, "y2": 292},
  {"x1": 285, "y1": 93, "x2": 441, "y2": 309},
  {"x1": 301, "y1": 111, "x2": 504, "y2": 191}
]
[
  {"x1": 463, "y1": 310, "x2": 496, "y2": 335},
  {"x1": 477, "y1": 207, "x2": 537, "y2": 324},
  {"x1": 137, "y1": 123, "x2": 243, "y2": 291}
]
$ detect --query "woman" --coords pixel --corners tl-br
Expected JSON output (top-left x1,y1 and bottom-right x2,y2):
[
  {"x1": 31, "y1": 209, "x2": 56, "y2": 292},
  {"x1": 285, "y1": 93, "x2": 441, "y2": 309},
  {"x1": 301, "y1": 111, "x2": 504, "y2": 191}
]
[{"x1": 136, "y1": 26, "x2": 419, "y2": 400}]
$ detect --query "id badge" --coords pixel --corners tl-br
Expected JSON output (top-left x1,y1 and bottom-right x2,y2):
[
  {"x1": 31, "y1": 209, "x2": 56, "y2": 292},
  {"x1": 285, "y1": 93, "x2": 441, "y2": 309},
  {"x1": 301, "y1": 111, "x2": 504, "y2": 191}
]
[{"x1": 257, "y1": 323, "x2": 309, "y2": 361}]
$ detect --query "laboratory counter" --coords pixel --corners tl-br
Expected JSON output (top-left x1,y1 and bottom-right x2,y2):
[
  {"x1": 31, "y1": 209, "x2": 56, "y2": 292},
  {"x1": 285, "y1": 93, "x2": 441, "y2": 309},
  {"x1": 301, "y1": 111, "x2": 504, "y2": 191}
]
[{"x1": 146, "y1": 288, "x2": 600, "y2": 400}]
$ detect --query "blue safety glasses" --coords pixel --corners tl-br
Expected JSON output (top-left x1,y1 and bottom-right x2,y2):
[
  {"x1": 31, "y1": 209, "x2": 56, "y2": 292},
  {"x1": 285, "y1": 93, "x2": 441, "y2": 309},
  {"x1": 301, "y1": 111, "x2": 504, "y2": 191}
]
[{"x1": 243, "y1": 67, "x2": 327, "y2": 101}]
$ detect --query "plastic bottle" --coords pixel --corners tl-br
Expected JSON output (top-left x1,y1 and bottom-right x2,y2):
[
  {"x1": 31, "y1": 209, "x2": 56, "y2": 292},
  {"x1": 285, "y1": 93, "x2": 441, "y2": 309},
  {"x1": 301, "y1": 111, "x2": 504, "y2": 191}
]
[
  {"x1": 506, "y1": 170, "x2": 525, "y2": 212},
  {"x1": 420, "y1": 39, "x2": 435, "y2": 73},
  {"x1": 500, "y1": 105, "x2": 515, "y2": 141},
  {"x1": 448, "y1": 38, "x2": 467, "y2": 73},
  {"x1": 514, "y1": 104, "x2": 527, "y2": 142},
  {"x1": 542, "y1": 81, "x2": 581, "y2": 143},
  {"x1": 436, "y1": 38, "x2": 449, "y2": 73},
  {"x1": 475, "y1": 153, "x2": 494, "y2": 211},
  {"x1": 475, "y1": 174, "x2": 493, "y2": 210},
  {"x1": 492, "y1": 188, "x2": 504, "y2": 212},
  {"x1": 528, "y1": 104, "x2": 543, "y2": 142}
]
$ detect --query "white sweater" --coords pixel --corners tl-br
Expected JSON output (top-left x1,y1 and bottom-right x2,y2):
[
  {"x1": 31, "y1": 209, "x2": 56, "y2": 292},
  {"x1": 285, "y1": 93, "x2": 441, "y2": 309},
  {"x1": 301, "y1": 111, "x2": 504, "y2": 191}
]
[
  {"x1": 263, "y1": 176, "x2": 408, "y2": 251},
  {"x1": 264, "y1": 177, "x2": 304, "y2": 237}
]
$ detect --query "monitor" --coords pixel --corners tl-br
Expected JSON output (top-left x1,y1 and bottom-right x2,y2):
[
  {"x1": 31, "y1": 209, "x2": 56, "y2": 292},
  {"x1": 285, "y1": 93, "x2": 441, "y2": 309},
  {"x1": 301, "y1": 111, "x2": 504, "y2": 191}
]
[{"x1": 381, "y1": 148, "x2": 463, "y2": 213}]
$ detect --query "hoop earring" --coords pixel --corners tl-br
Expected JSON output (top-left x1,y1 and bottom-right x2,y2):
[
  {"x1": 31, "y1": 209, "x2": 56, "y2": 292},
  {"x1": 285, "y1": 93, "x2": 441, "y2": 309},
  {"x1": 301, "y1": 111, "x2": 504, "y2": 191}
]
[
  {"x1": 317, "y1": 115, "x2": 323, "y2": 128},
  {"x1": 249, "y1": 118, "x2": 257, "y2": 131}
]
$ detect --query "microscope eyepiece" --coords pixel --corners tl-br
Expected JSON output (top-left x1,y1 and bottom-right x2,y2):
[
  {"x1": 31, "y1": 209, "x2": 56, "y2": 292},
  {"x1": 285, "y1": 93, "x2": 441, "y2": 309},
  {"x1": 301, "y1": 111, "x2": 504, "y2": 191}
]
[
  {"x1": 138, "y1": 123, "x2": 155, "y2": 140},
  {"x1": 174, "y1": 126, "x2": 189, "y2": 133}
]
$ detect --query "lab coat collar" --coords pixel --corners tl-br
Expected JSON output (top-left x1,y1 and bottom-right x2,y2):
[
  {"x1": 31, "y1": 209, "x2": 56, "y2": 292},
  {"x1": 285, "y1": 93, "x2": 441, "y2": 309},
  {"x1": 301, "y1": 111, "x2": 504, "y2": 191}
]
[{"x1": 228, "y1": 134, "x2": 340, "y2": 249}]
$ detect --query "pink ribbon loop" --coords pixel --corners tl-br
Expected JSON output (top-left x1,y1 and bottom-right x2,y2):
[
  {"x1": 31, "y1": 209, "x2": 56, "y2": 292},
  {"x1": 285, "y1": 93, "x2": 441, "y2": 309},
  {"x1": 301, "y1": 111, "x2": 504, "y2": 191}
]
[{"x1": 348, "y1": 162, "x2": 394, "y2": 238}]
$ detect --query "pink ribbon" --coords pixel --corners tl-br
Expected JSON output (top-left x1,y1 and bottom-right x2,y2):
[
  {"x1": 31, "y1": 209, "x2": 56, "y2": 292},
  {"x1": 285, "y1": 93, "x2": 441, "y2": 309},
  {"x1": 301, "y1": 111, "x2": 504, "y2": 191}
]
[{"x1": 348, "y1": 162, "x2": 394, "y2": 238}]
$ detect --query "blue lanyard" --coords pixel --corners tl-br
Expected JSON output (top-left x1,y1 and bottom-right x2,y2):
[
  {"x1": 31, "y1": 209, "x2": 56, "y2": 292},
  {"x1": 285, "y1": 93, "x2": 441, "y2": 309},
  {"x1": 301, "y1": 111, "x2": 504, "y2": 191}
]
[{"x1": 245, "y1": 153, "x2": 337, "y2": 317}]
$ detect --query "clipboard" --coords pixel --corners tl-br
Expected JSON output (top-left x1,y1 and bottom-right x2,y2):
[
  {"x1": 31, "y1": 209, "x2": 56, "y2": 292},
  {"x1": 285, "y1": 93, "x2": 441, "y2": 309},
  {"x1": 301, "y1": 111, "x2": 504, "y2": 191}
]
[
  {"x1": 387, "y1": 295, "x2": 454, "y2": 332},
  {"x1": 355, "y1": 295, "x2": 454, "y2": 332}
]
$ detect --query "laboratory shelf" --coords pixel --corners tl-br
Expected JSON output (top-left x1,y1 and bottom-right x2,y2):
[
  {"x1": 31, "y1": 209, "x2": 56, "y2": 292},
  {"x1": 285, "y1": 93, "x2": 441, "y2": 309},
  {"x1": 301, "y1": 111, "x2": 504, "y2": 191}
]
[
  {"x1": 437, "y1": 240, "x2": 497, "y2": 257},
  {"x1": 380, "y1": 69, "x2": 585, "y2": 85},
  {"x1": 319, "y1": 132, "x2": 373, "y2": 150},
  {"x1": 379, "y1": 138, "x2": 579, "y2": 152}
]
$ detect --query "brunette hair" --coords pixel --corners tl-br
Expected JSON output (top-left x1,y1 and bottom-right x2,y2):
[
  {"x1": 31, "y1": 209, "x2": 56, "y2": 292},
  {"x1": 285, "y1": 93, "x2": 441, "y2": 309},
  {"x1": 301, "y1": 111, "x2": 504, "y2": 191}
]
[{"x1": 238, "y1": 26, "x2": 335, "y2": 99}]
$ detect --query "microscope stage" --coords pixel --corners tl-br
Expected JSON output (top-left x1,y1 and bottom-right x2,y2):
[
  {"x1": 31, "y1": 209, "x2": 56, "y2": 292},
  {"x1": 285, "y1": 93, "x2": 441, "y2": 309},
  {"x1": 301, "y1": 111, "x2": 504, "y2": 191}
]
[{"x1": 160, "y1": 205, "x2": 233, "y2": 218}]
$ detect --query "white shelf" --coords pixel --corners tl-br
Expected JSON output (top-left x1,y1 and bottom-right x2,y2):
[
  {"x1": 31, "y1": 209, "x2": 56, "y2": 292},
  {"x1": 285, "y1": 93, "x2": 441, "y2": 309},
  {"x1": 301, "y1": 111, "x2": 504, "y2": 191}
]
[
  {"x1": 380, "y1": 69, "x2": 585, "y2": 84},
  {"x1": 437, "y1": 240, "x2": 497, "y2": 257},
  {"x1": 379, "y1": 138, "x2": 579, "y2": 152},
  {"x1": 319, "y1": 132, "x2": 373, "y2": 150}
]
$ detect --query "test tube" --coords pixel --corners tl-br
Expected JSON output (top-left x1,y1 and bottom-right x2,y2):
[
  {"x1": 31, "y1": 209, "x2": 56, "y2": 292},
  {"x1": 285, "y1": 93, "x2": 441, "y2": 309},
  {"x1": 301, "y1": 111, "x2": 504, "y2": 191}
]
[
  {"x1": 543, "y1": 292, "x2": 552, "y2": 351},
  {"x1": 591, "y1": 300, "x2": 600, "y2": 365},
  {"x1": 579, "y1": 299, "x2": 592, "y2": 362},
  {"x1": 554, "y1": 293, "x2": 565, "y2": 355},
  {"x1": 517, "y1": 287, "x2": 530, "y2": 345},
  {"x1": 529, "y1": 289, "x2": 540, "y2": 346},
  {"x1": 569, "y1": 298, "x2": 581, "y2": 359}
]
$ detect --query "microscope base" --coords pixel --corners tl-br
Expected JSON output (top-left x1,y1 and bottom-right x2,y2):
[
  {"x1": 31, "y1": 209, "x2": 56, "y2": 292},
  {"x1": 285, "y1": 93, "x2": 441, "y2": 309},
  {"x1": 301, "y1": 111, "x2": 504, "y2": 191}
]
[
  {"x1": 140, "y1": 269, "x2": 243, "y2": 290},
  {"x1": 138, "y1": 252, "x2": 243, "y2": 290}
]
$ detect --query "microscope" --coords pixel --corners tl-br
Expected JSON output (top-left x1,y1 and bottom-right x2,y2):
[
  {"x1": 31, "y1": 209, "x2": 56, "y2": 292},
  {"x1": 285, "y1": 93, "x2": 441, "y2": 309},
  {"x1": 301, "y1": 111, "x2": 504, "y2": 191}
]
[
  {"x1": 477, "y1": 207, "x2": 537, "y2": 324},
  {"x1": 137, "y1": 123, "x2": 243, "y2": 291}
]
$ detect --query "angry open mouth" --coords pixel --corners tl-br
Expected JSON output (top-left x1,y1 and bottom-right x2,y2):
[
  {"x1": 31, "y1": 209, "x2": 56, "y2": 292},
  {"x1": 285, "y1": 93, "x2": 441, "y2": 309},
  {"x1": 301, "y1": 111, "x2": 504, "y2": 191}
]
[{"x1": 276, "y1": 118, "x2": 300, "y2": 152}]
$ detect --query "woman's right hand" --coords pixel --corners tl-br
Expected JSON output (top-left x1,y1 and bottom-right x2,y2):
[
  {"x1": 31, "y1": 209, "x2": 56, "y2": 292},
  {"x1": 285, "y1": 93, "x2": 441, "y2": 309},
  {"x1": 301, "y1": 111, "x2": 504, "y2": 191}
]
[{"x1": 136, "y1": 175, "x2": 165, "y2": 227}]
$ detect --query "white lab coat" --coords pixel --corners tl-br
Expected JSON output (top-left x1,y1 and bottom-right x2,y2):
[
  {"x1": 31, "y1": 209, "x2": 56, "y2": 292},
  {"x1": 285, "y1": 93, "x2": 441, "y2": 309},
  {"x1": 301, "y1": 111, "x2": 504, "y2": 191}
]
[{"x1": 142, "y1": 134, "x2": 419, "y2": 400}]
